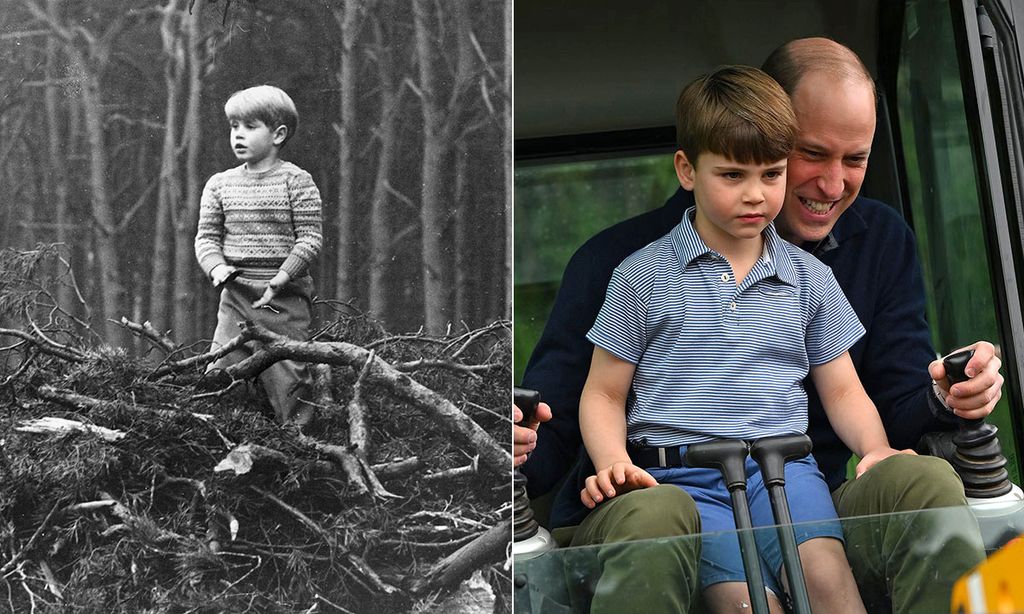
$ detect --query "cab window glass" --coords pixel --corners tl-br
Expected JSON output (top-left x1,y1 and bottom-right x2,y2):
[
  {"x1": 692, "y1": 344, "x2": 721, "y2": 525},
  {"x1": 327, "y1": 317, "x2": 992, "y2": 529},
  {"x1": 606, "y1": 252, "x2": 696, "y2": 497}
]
[
  {"x1": 513, "y1": 154, "x2": 676, "y2": 380},
  {"x1": 896, "y1": 0, "x2": 1018, "y2": 481}
]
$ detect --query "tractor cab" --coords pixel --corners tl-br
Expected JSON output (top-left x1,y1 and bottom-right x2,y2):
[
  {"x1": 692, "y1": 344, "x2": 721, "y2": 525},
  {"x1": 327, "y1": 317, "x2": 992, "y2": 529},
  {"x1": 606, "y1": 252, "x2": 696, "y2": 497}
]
[{"x1": 513, "y1": 0, "x2": 1024, "y2": 611}]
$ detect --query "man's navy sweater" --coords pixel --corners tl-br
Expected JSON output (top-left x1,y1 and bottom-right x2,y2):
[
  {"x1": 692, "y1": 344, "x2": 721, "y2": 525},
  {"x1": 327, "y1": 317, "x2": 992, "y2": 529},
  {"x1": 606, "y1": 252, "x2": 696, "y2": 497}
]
[{"x1": 521, "y1": 188, "x2": 950, "y2": 528}]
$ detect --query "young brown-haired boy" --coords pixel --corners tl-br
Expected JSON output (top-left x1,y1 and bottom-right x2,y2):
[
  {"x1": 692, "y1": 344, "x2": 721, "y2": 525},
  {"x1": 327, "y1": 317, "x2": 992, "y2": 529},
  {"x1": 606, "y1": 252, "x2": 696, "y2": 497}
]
[{"x1": 579, "y1": 66, "x2": 908, "y2": 612}]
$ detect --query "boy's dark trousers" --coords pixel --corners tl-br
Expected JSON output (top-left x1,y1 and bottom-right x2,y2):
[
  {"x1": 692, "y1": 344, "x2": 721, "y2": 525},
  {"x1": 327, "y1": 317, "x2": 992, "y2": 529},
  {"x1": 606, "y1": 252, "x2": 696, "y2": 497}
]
[{"x1": 207, "y1": 274, "x2": 315, "y2": 425}]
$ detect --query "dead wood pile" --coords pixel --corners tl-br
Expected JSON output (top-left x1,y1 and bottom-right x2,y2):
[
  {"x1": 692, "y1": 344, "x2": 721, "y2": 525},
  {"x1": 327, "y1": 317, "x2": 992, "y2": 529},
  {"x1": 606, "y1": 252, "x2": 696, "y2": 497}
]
[{"x1": 0, "y1": 246, "x2": 512, "y2": 613}]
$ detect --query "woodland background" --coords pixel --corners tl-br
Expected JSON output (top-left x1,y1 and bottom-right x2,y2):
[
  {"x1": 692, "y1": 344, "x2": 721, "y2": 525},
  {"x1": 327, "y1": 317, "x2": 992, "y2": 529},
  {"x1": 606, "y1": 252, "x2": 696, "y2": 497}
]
[
  {"x1": 0, "y1": 0, "x2": 511, "y2": 346},
  {"x1": 0, "y1": 1, "x2": 512, "y2": 612}
]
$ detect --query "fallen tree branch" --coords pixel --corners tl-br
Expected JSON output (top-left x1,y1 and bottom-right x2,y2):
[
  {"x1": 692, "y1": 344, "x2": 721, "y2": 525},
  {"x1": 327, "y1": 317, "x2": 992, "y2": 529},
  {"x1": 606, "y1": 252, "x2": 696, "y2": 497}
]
[
  {"x1": 251, "y1": 487, "x2": 328, "y2": 540},
  {"x1": 190, "y1": 378, "x2": 246, "y2": 400},
  {"x1": 391, "y1": 358, "x2": 501, "y2": 379},
  {"x1": 37, "y1": 386, "x2": 212, "y2": 421},
  {"x1": 118, "y1": 317, "x2": 177, "y2": 354},
  {"x1": 423, "y1": 458, "x2": 478, "y2": 482},
  {"x1": 222, "y1": 321, "x2": 510, "y2": 476},
  {"x1": 16, "y1": 417, "x2": 125, "y2": 441},
  {"x1": 295, "y1": 434, "x2": 370, "y2": 498},
  {"x1": 0, "y1": 327, "x2": 86, "y2": 362},
  {"x1": 346, "y1": 554, "x2": 398, "y2": 595},
  {"x1": 445, "y1": 320, "x2": 509, "y2": 358},
  {"x1": 62, "y1": 500, "x2": 117, "y2": 515},
  {"x1": 149, "y1": 334, "x2": 251, "y2": 379},
  {"x1": 345, "y1": 351, "x2": 398, "y2": 499},
  {"x1": 370, "y1": 457, "x2": 422, "y2": 480},
  {"x1": 408, "y1": 519, "x2": 512, "y2": 594}
]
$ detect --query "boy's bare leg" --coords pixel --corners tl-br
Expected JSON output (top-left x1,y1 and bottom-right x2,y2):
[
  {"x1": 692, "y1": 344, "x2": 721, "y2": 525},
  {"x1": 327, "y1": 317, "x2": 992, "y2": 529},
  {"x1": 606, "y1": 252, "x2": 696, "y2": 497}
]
[
  {"x1": 784, "y1": 537, "x2": 866, "y2": 613},
  {"x1": 703, "y1": 582, "x2": 784, "y2": 614}
]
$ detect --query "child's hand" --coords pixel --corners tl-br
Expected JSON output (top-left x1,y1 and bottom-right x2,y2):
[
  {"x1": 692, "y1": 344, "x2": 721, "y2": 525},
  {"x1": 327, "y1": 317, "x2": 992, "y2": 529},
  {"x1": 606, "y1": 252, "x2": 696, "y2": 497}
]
[
  {"x1": 252, "y1": 270, "x2": 291, "y2": 308},
  {"x1": 210, "y1": 264, "x2": 239, "y2": 287},
  {"x1": 580, "y1": 461, "x2": 656, "y2": 509},
  {"x1": 855, "y1": 446, "x2": 917, "y2": 478}
]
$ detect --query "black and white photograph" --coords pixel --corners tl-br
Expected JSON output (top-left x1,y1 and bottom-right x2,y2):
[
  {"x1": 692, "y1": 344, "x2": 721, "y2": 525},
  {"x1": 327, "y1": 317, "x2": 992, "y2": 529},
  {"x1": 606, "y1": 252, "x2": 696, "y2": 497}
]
[{"x1": 0, "y1": 1, "x2": 512, "y2": 612}]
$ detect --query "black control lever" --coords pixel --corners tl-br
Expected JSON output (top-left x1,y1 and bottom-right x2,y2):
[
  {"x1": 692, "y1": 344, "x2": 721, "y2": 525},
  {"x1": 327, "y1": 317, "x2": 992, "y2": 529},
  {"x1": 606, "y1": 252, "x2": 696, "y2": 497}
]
[
  {"x1": 686, "y1": 440, "x2": 771, "y2": 614},
  {"x1": 749, "y1": 435, "x2": 813, "y2": 614},
  {"x1": 513, "y1": 387, "x2": 543, "y2": 542},
  {"x1": 943, "y1": 349, "x2": 1012, "y2": 498},
  {"x1": 514, "y1": 386, "x2": 540, "y2": 425}
]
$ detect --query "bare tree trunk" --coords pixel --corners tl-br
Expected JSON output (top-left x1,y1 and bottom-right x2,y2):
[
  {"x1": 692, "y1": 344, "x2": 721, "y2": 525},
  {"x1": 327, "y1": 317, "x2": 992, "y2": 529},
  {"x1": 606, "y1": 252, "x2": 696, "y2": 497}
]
[
  {"x1": 333, "y1": 0, "x2": 358, "y2": 303},
  {"x1": 173, "y1": 2, "x2": 201, "y2": 343},
  {"x1": 367, "y1": 17, "x2": 401, "y2": 320},
  {"x1": 453, "y1": 139, "x2": 470, "y2": 325},
  {"x1": 24, "y1": 0, "x2": 133, "y2": 344},
  {"x1": 503, "y1": 0, "x2": 512, "y2": 320},
  {"x1": 451, "y1": 1, "x2": 475, "y2": 327},
  {"x1": 0, "y1": 110, "x2": 30, "y2": 246},
  {"x1": 413, "y1": 0, "x2": 454, "y2": 334},
  {"x1": 151, "y1": 0, "x2": 186, "y2": 334},
  {"x1": 78, "y1": 59, "x2": 126, "y2": 346},
  {"x1": 44, "y1": 0, "x2": 71, "y2": 310},
  {"x1": 22, "y1": 115, "x2": 40, "y2": 247}
]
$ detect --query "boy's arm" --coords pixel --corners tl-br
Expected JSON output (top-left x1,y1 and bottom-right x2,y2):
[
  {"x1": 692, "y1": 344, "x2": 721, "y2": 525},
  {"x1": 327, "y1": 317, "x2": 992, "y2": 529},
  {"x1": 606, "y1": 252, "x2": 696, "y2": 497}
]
[
  {"x1": 811, "y1": 351, "x2": 914, "y2": 477},
  {"x1": 580, "y1": 346, "x2": 655, "y2": 506},
  {"x1": 194, "y1": 178, "x2": 229, "y2": 278},
  {"x1": 252, "y1": 171, "x2": 321, "y2": 308},
  {"x1": 279, "y1": 170, "x2": 323, "y2": 280}
]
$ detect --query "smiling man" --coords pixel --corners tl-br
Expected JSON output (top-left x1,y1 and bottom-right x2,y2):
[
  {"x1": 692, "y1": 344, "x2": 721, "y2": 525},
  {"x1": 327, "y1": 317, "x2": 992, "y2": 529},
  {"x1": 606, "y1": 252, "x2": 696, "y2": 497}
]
[{"x1": 514, "y1": 38, "x2": 1003, "y2": 613}]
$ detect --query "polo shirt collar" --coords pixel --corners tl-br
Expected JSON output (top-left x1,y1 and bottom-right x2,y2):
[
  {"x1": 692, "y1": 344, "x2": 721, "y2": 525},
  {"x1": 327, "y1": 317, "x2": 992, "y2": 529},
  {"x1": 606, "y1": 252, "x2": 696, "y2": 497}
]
[{"x1": 670, "y1": 206, "x2": 799, "y2": 287}]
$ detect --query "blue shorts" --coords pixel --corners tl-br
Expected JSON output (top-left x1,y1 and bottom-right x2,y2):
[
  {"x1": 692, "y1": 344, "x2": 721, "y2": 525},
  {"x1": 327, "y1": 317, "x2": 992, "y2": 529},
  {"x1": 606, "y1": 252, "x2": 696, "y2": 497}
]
[{"x1": 647, "y1": 448, "x2": 843, "y2": 596}]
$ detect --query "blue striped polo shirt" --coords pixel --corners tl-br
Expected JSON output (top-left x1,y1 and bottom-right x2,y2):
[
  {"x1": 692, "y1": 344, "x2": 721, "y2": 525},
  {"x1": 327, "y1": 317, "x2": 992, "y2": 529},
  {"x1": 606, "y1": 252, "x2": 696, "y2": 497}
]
[{"x1": 587, "y1": 206, "x2": 865, "y2": 446}]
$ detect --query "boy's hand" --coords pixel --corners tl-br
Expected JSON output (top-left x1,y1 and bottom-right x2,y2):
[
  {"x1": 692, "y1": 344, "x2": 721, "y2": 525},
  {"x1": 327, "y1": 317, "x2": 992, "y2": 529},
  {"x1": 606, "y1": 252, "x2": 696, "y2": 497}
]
[
  {"x1": 580, "y1": 461, "x2": 656, "y2": 508},
  {"x1": 855, "y1": 446, "x2": 917, "y2": 478},
  {"x1": 513, "y1": 401, "x2": 552, "y2": 467},
  {"x1": 210, "y1": 264, "x2": 239, "y2": 287},
  {"x1": 252, "y1": 271, "x2": 291, "y2": 308}
]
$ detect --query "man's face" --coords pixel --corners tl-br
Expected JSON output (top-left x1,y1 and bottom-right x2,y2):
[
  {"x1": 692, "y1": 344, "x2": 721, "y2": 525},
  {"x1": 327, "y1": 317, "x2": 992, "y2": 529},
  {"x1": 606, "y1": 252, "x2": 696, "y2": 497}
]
[{"x1": 776, "y1": 73, "x2": 877, "y2": 244}]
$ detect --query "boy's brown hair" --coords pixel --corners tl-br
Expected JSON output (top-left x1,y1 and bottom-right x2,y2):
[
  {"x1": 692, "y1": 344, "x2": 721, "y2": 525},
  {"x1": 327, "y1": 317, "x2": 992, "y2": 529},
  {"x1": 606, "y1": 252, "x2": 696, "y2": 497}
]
[{"x1": 675, "y1": 65, "x2": 796, "y2": 167}]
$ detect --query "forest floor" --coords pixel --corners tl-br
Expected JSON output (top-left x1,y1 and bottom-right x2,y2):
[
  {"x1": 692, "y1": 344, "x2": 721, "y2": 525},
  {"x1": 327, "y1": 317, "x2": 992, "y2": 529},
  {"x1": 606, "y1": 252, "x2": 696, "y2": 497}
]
[{"x1": 0, "y1": 247, "x2": 512, "y2": 613}]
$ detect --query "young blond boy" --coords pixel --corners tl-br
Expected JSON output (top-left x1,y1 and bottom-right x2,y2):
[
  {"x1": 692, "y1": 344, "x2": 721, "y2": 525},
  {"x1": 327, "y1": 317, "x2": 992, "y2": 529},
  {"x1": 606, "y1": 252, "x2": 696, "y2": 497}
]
[
  {"x1": 579, "y1": 66, "x2": 911, "y2": 613},
  {"x1": 195, "y1": 85, "x2": 322, "y2": 427}
]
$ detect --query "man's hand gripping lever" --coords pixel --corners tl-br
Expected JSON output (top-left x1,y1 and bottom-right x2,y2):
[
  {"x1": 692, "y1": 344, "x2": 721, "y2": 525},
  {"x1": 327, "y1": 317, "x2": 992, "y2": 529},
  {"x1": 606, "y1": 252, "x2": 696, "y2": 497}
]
[
  {"x1": 512, "y1": 387, "x2": 555, "y2": 557},
  {"x1": 942, "y1": 350, "x2": 1015, "y2": 499}
]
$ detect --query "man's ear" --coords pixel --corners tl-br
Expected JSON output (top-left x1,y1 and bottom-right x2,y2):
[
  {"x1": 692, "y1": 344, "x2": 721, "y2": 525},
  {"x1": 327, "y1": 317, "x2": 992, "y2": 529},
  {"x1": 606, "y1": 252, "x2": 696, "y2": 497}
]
[
  {"x1": 674, "y1": 150, "x2": 696, "y2": 190},
  {"x1": 272, "y1": 125, "x2": 288, "y2": 146}
]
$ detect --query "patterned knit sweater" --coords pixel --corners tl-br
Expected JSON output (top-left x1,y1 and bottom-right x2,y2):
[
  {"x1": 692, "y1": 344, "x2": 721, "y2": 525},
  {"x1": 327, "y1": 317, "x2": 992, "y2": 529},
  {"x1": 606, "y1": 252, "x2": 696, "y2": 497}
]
[{"x1": 194, "y1": 161, "x2": 323, "y2": 281}]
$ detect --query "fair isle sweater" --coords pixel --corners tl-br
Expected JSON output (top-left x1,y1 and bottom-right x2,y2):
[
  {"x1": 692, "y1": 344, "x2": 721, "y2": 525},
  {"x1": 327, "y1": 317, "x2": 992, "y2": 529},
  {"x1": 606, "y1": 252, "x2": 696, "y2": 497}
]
[{"x1": 194, "y1": 161, "x2": 323, "y2": 280}]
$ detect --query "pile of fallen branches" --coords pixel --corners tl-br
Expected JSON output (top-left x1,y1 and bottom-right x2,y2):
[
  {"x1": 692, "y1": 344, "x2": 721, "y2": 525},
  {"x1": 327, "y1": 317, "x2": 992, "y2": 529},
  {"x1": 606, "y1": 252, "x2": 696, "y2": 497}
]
[{"x1": 0, "y1": 247, "x2": 512, "y2": 613}]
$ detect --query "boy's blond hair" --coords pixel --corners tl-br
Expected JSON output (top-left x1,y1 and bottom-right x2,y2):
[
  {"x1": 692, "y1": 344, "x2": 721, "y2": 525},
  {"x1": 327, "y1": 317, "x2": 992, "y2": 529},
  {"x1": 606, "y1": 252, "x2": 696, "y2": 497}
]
[
  {"x1": 675, "y1": 65, "x2": 796, "y2": 167},
  {"x1": 224, "y1": 85, "x2": 299, "y2": 147}
]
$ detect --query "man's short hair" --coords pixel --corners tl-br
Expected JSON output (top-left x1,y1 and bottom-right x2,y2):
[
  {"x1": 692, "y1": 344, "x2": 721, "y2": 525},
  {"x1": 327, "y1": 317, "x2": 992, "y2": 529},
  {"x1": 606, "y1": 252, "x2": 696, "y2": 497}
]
[
  {"x1": 761, "y1": 37, "x2": 876, "y2": 100},
  {"x1": 224, "y1": 85, "x2": 299, "y2": 146},
  {"x1": 675, "y1": 65, "x2": 796, "y2": 167}
]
